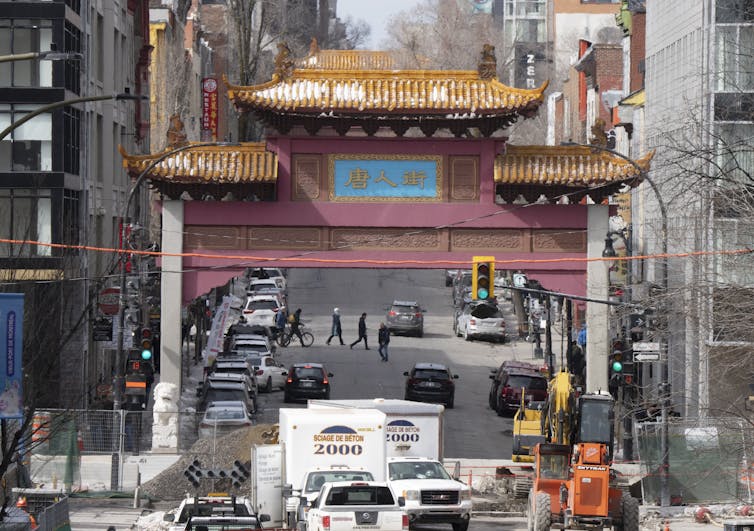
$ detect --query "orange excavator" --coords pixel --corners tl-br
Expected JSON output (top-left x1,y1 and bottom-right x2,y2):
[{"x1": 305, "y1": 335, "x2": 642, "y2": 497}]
[{"x1": 526, "y1": 371, "x2": 639, "y2": 531}]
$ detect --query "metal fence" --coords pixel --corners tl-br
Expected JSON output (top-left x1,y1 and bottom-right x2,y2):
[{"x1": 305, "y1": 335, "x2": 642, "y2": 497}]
[{"x1": 636, "y1": 416, "x2": 754, "y2": 505}]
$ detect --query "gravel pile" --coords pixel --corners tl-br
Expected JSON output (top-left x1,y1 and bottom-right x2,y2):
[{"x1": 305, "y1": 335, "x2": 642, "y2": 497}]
[{"x1": 141, "y1": 423, "x2": 276, "y2": 500}]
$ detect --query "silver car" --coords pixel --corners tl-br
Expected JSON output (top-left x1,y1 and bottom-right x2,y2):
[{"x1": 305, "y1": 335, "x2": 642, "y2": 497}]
[
  {"x1": 198, "y1": 401, "x2": 254, "y2": 439},
  {"x1": 455, "y1": 301, "x2": 506, "y2": 342}
]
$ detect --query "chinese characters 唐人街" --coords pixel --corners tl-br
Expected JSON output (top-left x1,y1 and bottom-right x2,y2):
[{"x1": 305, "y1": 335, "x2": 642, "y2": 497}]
[{"x1": 345, "y1": 168, "x2": 428, "y2": 189}]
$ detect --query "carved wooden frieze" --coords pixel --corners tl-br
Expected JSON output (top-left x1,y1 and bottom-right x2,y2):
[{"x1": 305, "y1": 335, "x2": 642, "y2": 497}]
[
  {"x1": 249, "y1": 227, "x2": 322, "y2": 250},
  {"x1": 331, "y1": 229, "x2": 441, "y2": 250},
  {"x1": 451, "y1": 229, "x2": 525, "y2": 251},
  {"x1": 184, "y1": 226, "x2": 246, "y2": 249},
  {"x1": 533, "y1": 230, "x2": 586, "y2": 252},
  {"x1": 293, "y1": 155, "x2": 321, "y2": 200},
  {"x1": 449, "y1": 156, "x2": 479, "y2": 201}
]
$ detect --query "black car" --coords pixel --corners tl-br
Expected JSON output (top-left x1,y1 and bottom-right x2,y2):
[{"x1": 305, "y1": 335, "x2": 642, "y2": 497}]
[
  {"x1": 488, "y1": 360, "x2": 548, "y2": 416},
  {"x1": 284, "y1": 363, "x2": 333, "y2": 403},
  {"x1": 403, "y1": 362, "x2": 458, "y2": 409},
  {"x1": 386, "y1": 300, "x2": 425, "y2": 337},
  {"x1": 197, "y1": 380, "x2": 256, "y2": 414}
]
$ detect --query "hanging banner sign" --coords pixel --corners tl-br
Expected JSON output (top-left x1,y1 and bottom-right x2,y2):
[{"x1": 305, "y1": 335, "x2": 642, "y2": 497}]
[
  {"x1": 0, "y1": 294, "x2": 24, "y2": 419},
  {"x1": 202, "y1": 77, "x2": 219, "y2": 140}
]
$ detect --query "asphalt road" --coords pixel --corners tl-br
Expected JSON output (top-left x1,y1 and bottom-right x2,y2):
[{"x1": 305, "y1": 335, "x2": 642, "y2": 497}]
[{"x1": 248, "y1": 267, "x2": 547, "y2": 460}]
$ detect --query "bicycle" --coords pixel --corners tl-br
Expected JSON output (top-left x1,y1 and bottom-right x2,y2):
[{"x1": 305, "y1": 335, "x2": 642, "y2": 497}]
[{"x1": 276, "y1": 323, "x2": 314, "y2": 347}]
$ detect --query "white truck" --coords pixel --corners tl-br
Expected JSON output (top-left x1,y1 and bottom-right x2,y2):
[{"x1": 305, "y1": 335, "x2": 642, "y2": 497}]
[
  {"x1": 308, "y1": 399, "x2": 472, "y2": 531},
  {"x1": 251, "y1": 408, "x2": 387, "y2": 528},
  {"x1": 304, "y1": 481, "x2": 408, "y2": 531}
]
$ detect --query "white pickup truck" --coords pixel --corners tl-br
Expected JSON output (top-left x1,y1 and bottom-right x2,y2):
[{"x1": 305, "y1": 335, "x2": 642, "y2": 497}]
[{"x1": 304, "y1": 481, "x2": 408, "y2": 531}]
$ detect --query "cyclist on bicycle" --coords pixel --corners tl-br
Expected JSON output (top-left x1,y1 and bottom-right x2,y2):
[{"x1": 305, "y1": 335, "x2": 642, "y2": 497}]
[{"x1": 290, "y1": 308, "x2": 307, "y2": 347}]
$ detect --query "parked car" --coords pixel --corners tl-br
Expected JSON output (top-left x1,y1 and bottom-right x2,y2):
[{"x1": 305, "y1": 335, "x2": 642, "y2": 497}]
[
  {"x1": 228, "y1": 333, "x2": 275, "y2": 354},
  {"x1": 385, "y1": 300, "x2": 425, "y2": 337},
  {"x1": 246, "y1": 267, "x2": 287, "y2": 290},
  {"x1": 488, "y1": 360, "x2": 548, "y2": 416},
  {"x1": 246, "y1": 353, "x2": 288, "y2": 392},
  {"x1": 445, "y1": 269, "x2": 459, "y2": 287},
  {"x1": 403, "y1": 362, "x2": 458, "y2": 408},
  {"x1": 247, "y1": 278, "x2": 286, "y2": 299},
  {"x1": 284, "y1": 363, "x2": 333, "y2": 403},
  {"x1": 198, "y1": 380, "x2": 255, "y2": 414},
  {"x1": 198, "y1": 400, "x2": 254, "y2": 438},
  {"x1": 455, "y1": 301, "x2": 506, "y2": 342},
  {"x1": 205, "y1": 371, "x2": 258, "y2": 400},
  {"x1": 242, "y1": 295, "x2": 281, "y2": 328}
]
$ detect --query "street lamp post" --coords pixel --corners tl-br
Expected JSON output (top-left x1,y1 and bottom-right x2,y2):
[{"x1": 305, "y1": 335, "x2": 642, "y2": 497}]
[
  {"x1": 113, "y1": 142, "x2": 240, "y2": 411},
  {"x1": 562, "y1": 141, "x2": 670, "y2": 506},
  {"x1": 0, "y1": 50, "x2": 84, "y2": 63}
]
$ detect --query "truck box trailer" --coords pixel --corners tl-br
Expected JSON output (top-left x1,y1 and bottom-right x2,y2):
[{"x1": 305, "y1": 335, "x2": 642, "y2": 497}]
[{"x1": 307, "y1": 398, "x2": 444, "y2": 460}]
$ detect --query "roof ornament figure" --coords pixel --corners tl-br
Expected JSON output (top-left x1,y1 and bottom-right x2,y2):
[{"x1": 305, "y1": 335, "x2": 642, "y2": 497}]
[
  {"x1": 309, "y1": 37, "x2": 319, "y2": 57},
  {"x1": 166, "y1": 114, "x2": 189, "y2": 148},
  {"x1": 274, "y1": 42, "x2": 295, "y2": 80},
  {"x1": 590, "y1": 118, "x2": 608, "y2": 147},
  {"x1": 478, "y1": 44, "x2": 497, "y2": 80}
]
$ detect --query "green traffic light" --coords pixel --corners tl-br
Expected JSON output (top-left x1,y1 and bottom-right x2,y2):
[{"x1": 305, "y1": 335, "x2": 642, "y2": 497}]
[
  {"x1": 612, "y1": 360, "x2": 623, "y2": 372},
  {"x1": 477, "y1": 288, "x2": 489, "y2": 299},
  {"x1": 141, "y1": 349, "x2": 152, "y2": 360}
]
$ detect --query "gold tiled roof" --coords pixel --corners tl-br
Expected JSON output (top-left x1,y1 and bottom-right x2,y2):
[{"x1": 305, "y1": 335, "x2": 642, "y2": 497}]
[
  {"x1": 118, "y1": 142, "x2": 278, "y2": 183},
  {"x1": 227, "y1": 52, "x2": 547, "y2": 117},
  {"x1": 494, "y1": 145, "x2": 653, "y2": 186}
]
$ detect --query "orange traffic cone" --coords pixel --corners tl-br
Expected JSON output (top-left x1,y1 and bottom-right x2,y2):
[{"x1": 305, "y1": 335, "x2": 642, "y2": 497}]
[{"x1": 663, "y1": 520, "x2": 670, "y2": 531}]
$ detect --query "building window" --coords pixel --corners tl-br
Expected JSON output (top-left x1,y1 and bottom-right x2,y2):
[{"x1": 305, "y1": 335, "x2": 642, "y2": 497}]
[
  {"x1": 0, "y1": 19, "x2": 54, "y2": 87},
  {"x1": 63, "y1": 107, "x2": 81, "y2": 174},
  {"x1": 716, "y1": 25, "x2": 754, "y2": 91},
  {"x1": 0, "y1": 188, "x2": 53, "y2": 257},
  {"x1": 717, "y1": 0, "x2": 754, "y2": 23},
  {"x1": 0, "y1": 104, "x2": 52, "y2": 171},
  {"x1": 715, "y1": 123, "x2": 754, "y2": 186},
  {"x1": 64, "y1": 21, "x2": 81, "y2": 94}
]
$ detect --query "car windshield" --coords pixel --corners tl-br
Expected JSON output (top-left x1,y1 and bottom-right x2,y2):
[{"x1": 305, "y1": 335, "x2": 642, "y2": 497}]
[
  {"x1": 206, "y1": 390, "x2": 246, "y2": 402},
  {"x1": 247, "y1": 300, "x2": 278, "y2": 310},
  {"x1": 470, "y1": 304, "x2": 502, "y2": 319},
  {"x1": 205, "y1": 407, "x2": 246, "y2": 420},
  {"x1": 392, "y1": 305, "x2": 418, "y2": 313},
  {"x1": 215, "y1": 365, "x2": 247, "y2": 374},
  {"x1": 325, "y1": 486, "x2": 395, "y2": 506},
  {"x1": 232, "y1": 344, "x2": 267, "y2": 352},
  {"x1": 388, "y1": 461, "x2": 451, "y2": 480},
  {"x1": 247, "y1": 357, "x2": 263, "y2": 367},
  {"x1": 293, "y1": 367, "x2": 324, "y2": 379},
  {"x1": 413, "y1": 369, "x2": 449, "y2": 380},
  {"x1": 304, "y1": 471, "x2": 375, "y2": 492},
  {"x1": 249, "y1": 281, "x2": 277, "y2": 291},
  {"x1": 508, "y1": 375, "x2": 547, "y2": 391}
]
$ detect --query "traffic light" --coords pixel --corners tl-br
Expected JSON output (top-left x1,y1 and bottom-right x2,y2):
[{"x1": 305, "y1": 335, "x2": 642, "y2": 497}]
[
  {"x1": 472, "y1": 256, "x2": 495, "y2": 301},
  {"x1": 231, "y1": 460, "x2": 250, "y2": 488},
  {"x1": 140, "y1": 328, "x2": 153, "y2": 360},
  {"x1": 184, "y1": 459, "x2": 203, "y2": 488},
  {"x1": 610, "y1": 340, "x2": 624, "y2": 375},
  {"x1": 621, "y1": 348, "x2": 635, "y2": 385}
]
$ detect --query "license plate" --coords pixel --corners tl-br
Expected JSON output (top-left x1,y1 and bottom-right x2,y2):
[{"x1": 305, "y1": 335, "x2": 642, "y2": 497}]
[
  {"x1": 401, "y1": 315, "x2": 412, "y2": 320},
  {"x1": 300, "y1": 381, "x2": 315, "y2": 387},
  {"x1": 422, "y1": 382, "x2": 441, "y2": 388}
]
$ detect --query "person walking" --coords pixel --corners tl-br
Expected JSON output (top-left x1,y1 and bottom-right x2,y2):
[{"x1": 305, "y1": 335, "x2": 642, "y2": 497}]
[
  {"x1": 291, "y1": 308, "x2": 307, "y2": 347},
  {"x1": 275, "y1": 306, "x2": 288, "y2": 336},
  {"x1": 378, "y1": 323, "x2": 390, "y2": 361},
  {"x1": 326, "y1": 308, "x2": 345, "y2": 345},
  {"x1": 350, "y1": 313, "x2": 369, "y2": 350}
]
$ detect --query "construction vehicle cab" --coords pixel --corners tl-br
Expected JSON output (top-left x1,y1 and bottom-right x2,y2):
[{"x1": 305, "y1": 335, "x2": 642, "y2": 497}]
[{"x1": 528, "y1": 393, "x2": 639, "y2": 531}]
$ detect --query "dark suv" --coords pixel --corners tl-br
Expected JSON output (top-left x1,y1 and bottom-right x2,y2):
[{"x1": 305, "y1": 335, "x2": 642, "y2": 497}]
[
  {"x1": 284, "y1": 363, "x2": 333, "y2": 403},
  {"x1": 488, "y1": 361, "x2": 548, "y2": 416},
  {"x1": 386, "y1": 300, "x2": 425, "y2": 337},
  {"x1": 403, "y1": 362, "x2": 458, "y2": 408}
]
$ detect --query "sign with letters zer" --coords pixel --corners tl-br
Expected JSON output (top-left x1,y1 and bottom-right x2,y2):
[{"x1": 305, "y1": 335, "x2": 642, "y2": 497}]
[
  {"x1": 0, "y1": 294, "x2": 23, "y2": 419},
  {"x1": 331, "y1": 156, "x2": 441, "y2": 201}
]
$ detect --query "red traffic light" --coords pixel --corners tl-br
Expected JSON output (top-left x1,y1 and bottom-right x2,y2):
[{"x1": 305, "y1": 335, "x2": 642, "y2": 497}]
[{"x1": 141, "y1": 328, "x2": 152, "y2": 340}]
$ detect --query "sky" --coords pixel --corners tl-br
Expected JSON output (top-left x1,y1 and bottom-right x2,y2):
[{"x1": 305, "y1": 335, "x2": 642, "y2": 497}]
[{"x1": 337, "y1": 0, "x2": 424, "y2": 49}]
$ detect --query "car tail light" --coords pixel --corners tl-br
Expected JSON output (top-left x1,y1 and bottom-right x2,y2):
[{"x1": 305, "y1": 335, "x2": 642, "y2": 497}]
[
  {"x1": 286, "y1": 376, "x2": 293, "y2": 383},
  {"x1": 499, "y1": 321, "x2": 506, "y2": 328},
  {"x1": 388, "y1": 311, "x2": 396, "y2": 316},
  {"x1": 322, "y1": 376, "x2": 329, "y2": 385},
  {"x1": 199, "y1": 422, "x2": 211, "y2": 429},
  {"x1": 322, "y1": 515, "x2": 330, "y2": 530},
  {"x1": 415, "y1": 312, "x2": 422, "y2": 318},
  {"x1": 243, "y1": 309, "x2": 253, "y2": 314},
  {"x1": 469, "y1": 319, "x2": 476, "y2": 325},
  {"x1": 408, "y1": 378, "x2": 419, "y2": 386},
  {"x1": 502, "y1": 386, "x2": 512, "y2": 397},
  {"x1": 256, "y1": 369, "x2": 264, "y2": 376},
  {"x1": 402, "y1": 514, "x2": 409, "y2": 530}
]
